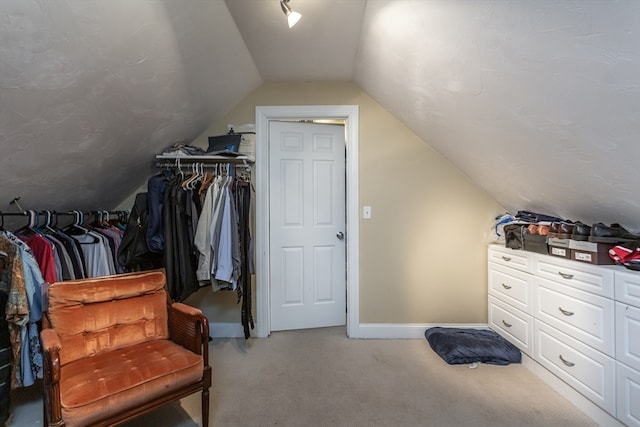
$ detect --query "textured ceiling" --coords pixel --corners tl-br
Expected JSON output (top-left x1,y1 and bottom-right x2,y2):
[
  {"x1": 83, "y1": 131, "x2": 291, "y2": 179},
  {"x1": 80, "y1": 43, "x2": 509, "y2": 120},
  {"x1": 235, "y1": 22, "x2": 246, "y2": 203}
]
[
  {"x1": 0, "y1": 0, "x2": 261, "y2": 212},
  {"x1": 1, "y1": 0, "x2": 639, "y2": 230},
  {"x1": 225, "y1": 0, "x2": 366, "y2": 81},
  {"x1": 355, "y1": 0, "x2": 640, "y2": 230}
]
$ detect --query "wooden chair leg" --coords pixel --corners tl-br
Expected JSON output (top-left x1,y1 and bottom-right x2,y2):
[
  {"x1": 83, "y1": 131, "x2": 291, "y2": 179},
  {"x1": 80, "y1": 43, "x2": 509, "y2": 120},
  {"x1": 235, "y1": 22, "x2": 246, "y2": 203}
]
[{"x1": 202, "y1": 389, "x2": 210, "y2": 427}]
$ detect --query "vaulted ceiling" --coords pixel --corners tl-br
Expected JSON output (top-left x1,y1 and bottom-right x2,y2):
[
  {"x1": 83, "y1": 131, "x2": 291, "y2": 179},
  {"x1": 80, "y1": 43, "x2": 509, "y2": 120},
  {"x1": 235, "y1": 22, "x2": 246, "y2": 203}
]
[{"x1": 1, "y1": 0, "x2": 639, "y2": 230}]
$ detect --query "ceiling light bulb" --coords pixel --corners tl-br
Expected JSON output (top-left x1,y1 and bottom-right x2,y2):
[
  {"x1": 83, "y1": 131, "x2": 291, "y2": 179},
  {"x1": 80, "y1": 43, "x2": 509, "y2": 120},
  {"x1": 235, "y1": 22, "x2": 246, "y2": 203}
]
[
  {"x1": 280, "y1": 0, "x2": 302, "y2": 28},
  {"x1": 287, "y1": 11, "x2": 302, "y2": 28}
]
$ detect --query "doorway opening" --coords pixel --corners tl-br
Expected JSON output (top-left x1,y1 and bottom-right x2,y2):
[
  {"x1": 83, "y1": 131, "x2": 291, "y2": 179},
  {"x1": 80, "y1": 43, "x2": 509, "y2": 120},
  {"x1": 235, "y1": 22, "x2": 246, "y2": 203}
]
[{"x1": 255, "y1": 105, "x2": 360, "y2": 338}]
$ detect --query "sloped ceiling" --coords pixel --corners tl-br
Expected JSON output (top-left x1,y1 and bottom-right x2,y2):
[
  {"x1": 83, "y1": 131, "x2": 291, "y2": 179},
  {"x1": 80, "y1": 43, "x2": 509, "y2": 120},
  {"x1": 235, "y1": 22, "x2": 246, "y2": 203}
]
[
  {"x1": 1, "y1": 0, "x2": 639, "y2": 230},
  {"x1": 355, "y1": 0, "x2": 640, "y2": 230},
  {"x1": 0, "y1": 0, "x2": 261, "y2": 212}
]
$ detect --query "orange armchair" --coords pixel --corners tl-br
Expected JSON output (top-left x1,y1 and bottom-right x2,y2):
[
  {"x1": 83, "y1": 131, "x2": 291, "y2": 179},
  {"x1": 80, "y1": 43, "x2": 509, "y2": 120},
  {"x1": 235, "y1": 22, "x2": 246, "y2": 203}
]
[{"x1": 40, "y1": 270, "x2": 211, "y2": 427}]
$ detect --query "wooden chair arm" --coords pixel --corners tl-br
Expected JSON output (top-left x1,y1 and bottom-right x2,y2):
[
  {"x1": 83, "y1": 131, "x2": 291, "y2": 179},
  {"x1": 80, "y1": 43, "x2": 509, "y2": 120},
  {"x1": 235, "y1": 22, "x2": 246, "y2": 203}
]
[
  {"x1": 41, "y1": 327, "x2": 65, "y2": 427},
  {"x1": 168, "y1": 302, "x2": 210, "y2": 365}
]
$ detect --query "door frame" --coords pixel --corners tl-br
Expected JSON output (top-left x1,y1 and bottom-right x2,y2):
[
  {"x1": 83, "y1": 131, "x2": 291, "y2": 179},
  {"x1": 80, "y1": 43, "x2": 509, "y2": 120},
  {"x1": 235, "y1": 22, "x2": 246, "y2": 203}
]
[{"x1": 255, "y1": 105, "x2": 360, "y2": 338}]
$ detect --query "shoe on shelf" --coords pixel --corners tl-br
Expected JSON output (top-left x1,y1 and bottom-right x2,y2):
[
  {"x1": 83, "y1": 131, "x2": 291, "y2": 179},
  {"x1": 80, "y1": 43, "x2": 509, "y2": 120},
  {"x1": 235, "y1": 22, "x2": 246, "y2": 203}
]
[
  {"x1": 557, "y1": 221, "x2": 575, "y2": 239},
  {"x1": 547, "y1": 222, "x2": 561, "y2": 238},
  {"x1": 623, "y1": 260, "x2": 640, "y2": 271},
  {"x1": 537, "y1": 225, "x2": 550, "y2": 236},
  {"x1": 608, "y1": 240, "x2": 640, "y2": 263},
  {"x1": 570, "y1": 222, "x2": 592, "y2": 241},
  {"x1": 548, "y1": 221, "x2": 572, "y2": 239},
  {"x1": 589, "y1": 223, "x2": 640, "y2": 243}
]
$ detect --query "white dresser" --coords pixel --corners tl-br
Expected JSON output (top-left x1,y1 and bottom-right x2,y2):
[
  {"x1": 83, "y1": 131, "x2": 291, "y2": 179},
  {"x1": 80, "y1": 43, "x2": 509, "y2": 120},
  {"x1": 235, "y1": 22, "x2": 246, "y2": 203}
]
[{"x1": 488, "y1": 244, "x2": 640, "y2": 427}]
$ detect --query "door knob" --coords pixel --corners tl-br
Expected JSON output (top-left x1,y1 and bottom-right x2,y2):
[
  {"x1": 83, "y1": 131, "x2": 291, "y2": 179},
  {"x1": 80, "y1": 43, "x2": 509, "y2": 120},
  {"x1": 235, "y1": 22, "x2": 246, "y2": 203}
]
[{"x1": 336, "y1": 231, "x2": 344, "y2": 240}]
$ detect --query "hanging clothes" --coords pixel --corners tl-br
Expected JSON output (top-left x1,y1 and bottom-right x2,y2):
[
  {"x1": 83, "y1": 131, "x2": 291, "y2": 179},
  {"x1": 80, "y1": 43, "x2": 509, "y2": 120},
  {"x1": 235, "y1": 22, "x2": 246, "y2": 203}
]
[
  {"x1": 236, "y1": 180, "x2": 254, "y2": 339},
  {"x1": 163, "y1": 174, "x2": 200, "y2": 302},
  {"x1": 192, "y1": 166, "x2": 254, "y2": 338},
  {"x1": 0, "y1": 210, "x2": 127, "y2": 393},
  {"x1": 0, "y1": 231, "x2": 45, "y2": 389},
  {"x1": 147, "y1": 159, "x2": 254, "y2": 336},
  {"x1": 146, "y1": 170, "x2": 172, "y2": 253},
  {"x1": 0, "y1": 281, "x2": 11, "y2": 426}
]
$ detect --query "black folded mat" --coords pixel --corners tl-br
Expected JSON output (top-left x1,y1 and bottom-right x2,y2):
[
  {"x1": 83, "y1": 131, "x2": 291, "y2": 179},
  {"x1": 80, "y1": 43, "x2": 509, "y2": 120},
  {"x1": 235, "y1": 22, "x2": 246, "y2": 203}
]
[{"x1": 425, "y1": 327, "x2": 521, "y2": 366}]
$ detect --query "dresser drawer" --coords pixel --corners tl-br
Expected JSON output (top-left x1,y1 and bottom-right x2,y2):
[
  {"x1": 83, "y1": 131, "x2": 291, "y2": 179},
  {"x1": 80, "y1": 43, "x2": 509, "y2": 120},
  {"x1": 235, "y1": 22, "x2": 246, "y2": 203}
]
[
  {"x1": 616, "y1": 362, "x2": 640, "y2": 427},
  {"x1": 488, "y1": 296, "x2": 533, "y2": 357},
  {"x1": 615, "y1": 270, "x2": 640, "y2": 308},
  {"x1": 488, "y1": 245, "x2": 532, "y2": 273},
  {"x1": 488, "y1": 262, "x2": 533, "y2": 315},
  {"x1": 534, "y1": 276, "x2": 614, "y2": 356},
  {"x1": 533, "y1": 256, "x2": 614, "y2": 298},
  {"x1": 616, "y1": 302, "x2": 640, "y2": 370},
  {"x1": 535, "y1": 321, "x2": 615, "y2": 414}
]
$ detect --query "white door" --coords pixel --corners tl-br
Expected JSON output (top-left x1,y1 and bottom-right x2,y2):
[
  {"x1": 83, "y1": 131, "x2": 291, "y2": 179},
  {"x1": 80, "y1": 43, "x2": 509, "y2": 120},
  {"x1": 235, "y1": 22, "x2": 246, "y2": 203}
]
[{"x1": 269, "y1": 120, "x2": 346, "y2": 331}]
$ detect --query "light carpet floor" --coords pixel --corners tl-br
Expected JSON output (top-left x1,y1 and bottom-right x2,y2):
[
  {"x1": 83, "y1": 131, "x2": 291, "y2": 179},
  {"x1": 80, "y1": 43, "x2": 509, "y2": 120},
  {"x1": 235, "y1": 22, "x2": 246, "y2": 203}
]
[{"x1": 8, "y1": 326, "x2": 599, "y2": 426}]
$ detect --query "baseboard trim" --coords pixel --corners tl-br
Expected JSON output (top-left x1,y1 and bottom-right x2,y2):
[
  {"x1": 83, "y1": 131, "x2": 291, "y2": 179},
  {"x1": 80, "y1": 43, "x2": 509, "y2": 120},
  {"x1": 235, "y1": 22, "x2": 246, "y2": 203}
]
[
  {"x1": 352, "y1": 323, "x2": 489, "y2": 339},
  {"x1": 521, "y1": 354, "x2": 622, "y2": 427},
  {"x1": 209, "y1": 322, "x2": 245, "y2": 338},
  {"x1": 211, "y1": 322, "x2": 490, "y2": 339}
]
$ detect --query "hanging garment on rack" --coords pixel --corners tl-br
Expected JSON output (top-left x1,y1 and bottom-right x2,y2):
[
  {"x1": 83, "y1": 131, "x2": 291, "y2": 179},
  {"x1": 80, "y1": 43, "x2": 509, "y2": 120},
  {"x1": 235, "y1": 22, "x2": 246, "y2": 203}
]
[
  {"x1": 196, "y1": 174, "x2": 236, "y2": 291},
  {"x1": 236, "y1": 180, "x2": 254, "y2": 338},
  {"x1": 0, "y1": 232, "x2": 45, "y2": 388},
  {"x1": 90, "y1": 225, "x2": 124, "y2": 274},
  {"x1": 119, "y1": 193, "x2": 158, "y2": 272},
  {"x1": 194, "y1": 178, "x2": 216, "y2": 283},
  {"x1": 163, "y1": 175, "x2": 199, "y2": 301},
  {"x1": 0, "y1": 287, "x2": 12, "y2": 426},
  {"x1": 21, "y1": 234, "x2": 57, "y2": 285},
  {"x1": 146, "y1": 170, "x2": 172, "y2": 253},
  {"x1": 39, "y1": 233, "x2": 72, "y2": 281},
  {"x1": 211, "y1": 178, "x2": 241, "y2": 287},
  {"x1": 52, "y1": 229, "x2": 86, "y2": 279},
  {"x1": 70, "y1": 232, "x2": 113, "y2": 278}
]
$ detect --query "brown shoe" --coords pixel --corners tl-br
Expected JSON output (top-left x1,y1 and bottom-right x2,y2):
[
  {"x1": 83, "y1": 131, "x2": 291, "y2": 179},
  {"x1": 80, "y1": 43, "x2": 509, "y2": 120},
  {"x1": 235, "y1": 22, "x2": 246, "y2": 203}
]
[
  {"x1": 557, "y1": 221, "x2": 575, "y2": 239},
  {"x1": 547, "y1": 222, "x2": 561, "y2": 238}
]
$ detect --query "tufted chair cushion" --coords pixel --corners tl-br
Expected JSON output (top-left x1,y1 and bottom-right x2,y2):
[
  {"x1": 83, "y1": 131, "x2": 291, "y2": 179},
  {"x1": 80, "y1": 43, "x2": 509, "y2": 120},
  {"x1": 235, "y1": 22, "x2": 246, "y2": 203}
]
[
  {"x1": 60, "y1": 339, "x2": 203, "y2": 426},
  {"x1": 47, "y1": 270, "x2": 169, "y2": 365}
]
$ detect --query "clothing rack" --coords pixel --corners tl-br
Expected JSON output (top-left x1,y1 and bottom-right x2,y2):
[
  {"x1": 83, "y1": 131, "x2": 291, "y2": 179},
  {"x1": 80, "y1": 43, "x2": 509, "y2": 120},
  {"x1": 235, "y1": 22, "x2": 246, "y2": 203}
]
[
  {"x1": 155, "y1": 154, "x2": 254, "y2": 172},
  {"x1": 149, "y1": 154, "x2": 255, "y2": 337},
  {"x1": 0, "y1": 210, "x2": 129, "y2": 228}
]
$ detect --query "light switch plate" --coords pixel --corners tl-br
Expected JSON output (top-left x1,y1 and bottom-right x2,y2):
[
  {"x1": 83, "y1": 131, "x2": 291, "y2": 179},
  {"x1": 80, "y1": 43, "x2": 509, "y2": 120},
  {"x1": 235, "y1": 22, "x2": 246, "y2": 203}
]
[{"x1": 363, "y1": 206, "x2": 372, "y2": 219}]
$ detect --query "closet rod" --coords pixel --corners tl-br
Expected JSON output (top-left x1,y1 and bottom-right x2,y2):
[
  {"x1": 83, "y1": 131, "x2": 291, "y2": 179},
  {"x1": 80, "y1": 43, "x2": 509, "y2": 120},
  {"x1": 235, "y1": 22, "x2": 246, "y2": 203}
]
[
  {"x1": 0, "y1": 210, "x2": 126, "y2": 217},
  {"x1": 0, "y1": 211, "x2": 31, "y2": 217},
  {"x1": 155, "y1": 161, "x2": 252, "y2": 169}
]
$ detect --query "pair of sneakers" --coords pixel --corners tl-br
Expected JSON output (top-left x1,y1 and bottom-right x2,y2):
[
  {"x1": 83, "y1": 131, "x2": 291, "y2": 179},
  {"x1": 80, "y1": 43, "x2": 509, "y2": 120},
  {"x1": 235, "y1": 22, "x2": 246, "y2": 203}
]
[{"x1": 608, "y1": 241, "x2": 640, "y2": 271}]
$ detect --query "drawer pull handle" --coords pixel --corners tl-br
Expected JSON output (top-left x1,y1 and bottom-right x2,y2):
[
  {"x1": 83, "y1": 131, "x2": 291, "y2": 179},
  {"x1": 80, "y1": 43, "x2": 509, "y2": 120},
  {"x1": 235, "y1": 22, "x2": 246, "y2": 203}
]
[
  {"x1": 559, "y1": 355, "x2": 575, "y2": 367},
  {"x1": 558, "y1": 307, "x2": 574, "y2": 316},
  {"x1": 501, "y1": 256, "x2": 512, "y2": 262},
  {"x1": 502, "y1": 320, "x2": 512, "y2": 328},
  {"x1": 558, "y1": 271, "x2": 574, "y2": 280},
  {"x1": 502, "y1": 283, "x2": 512, "y2": 290}
]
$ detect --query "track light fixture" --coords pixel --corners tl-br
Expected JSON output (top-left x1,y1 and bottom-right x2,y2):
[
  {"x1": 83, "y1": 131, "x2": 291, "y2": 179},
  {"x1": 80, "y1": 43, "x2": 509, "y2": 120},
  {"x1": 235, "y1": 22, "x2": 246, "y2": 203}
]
[{"x1": 280, "y1": 0, "x2": 302, "y2": 28}]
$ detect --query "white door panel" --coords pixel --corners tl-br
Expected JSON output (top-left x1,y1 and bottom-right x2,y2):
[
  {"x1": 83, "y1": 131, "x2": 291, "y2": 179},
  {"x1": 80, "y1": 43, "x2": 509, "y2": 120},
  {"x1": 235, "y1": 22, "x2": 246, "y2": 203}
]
[{"x1": 270, "y1": 121, "x2": 346, "y2": 331}]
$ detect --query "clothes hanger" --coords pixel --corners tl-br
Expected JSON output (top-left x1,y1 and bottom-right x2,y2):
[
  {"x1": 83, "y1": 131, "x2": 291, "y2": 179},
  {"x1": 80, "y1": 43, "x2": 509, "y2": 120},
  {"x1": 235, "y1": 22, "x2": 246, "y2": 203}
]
[
  {"x1": 189, "y1": 162, "x2": 205, "y2": 190},
  {"x1": 103, "y1": 210, "x2": 112, "y2": 227},
  {"x1": 63, "y1": 211, "x2": 99, "y2": 242},
  {"x1": 42, "y1": 210, "x2": 57, "y2": 233},
  {"x1": 175, "y1": 157, "x2": 184, "y2": 179},
  {"x1": 181, "y1": 163, "x2": 197, "y2": 189},
  {"x1": 14, "y1": 210, "x2": 39, "y2": 236}
]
